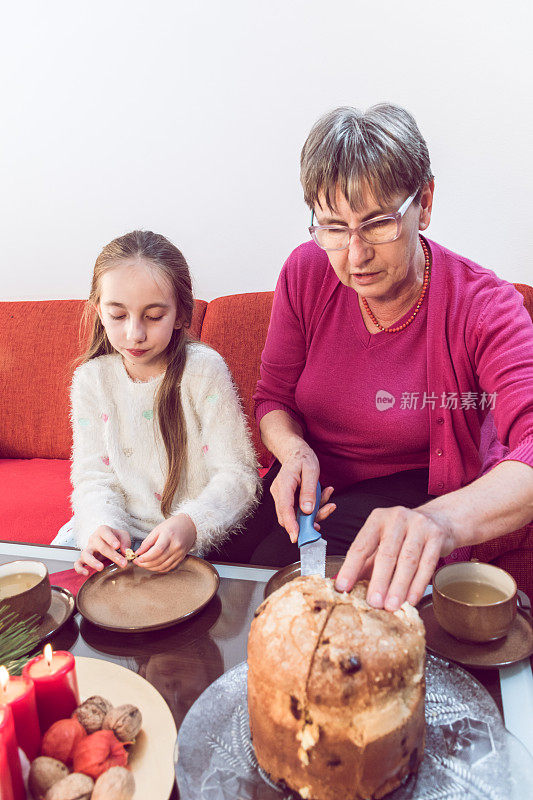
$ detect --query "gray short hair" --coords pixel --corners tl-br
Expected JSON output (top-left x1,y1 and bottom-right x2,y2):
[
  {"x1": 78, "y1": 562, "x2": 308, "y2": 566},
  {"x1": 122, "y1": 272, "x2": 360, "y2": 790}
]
[{"x1": 300, "y1": 103, "x2": 433, "y2": 211}]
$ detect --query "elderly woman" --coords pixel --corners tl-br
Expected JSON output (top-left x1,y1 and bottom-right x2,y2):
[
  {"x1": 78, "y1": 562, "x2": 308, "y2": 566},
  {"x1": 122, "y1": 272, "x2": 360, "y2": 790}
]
[{"x1": 225, "y1": 103, "x2": 533, "y2": 610}]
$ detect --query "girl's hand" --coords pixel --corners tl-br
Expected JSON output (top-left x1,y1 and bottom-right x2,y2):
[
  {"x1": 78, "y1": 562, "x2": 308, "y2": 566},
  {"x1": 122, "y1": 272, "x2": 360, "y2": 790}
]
[
  {"x1": 135, "y1": 514, "x2": 197, "y2": 573},
  {"x1": 74, "y1": 526, "x2": 131, "y2": 575},
  {"x1": 270, "y1": 445, "x2": 336, "y2": 543},
  {"x1": 335, "y1": 506, "x2": 457, "y2": 609}
]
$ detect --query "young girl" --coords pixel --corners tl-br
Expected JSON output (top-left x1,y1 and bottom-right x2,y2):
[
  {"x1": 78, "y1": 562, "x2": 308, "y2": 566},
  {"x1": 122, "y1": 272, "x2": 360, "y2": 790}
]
[{"x1": 54, "y1": 230, "x2": 259, "y2": 575}]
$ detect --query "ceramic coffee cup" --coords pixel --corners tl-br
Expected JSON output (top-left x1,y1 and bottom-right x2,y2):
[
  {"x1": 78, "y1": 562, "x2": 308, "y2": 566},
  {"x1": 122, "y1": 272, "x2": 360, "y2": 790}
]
[
  {"x1": 432, "y1": 561, "x2": 517, "y2": 643},
  {"x1": 0, "y1": 560, "x2": 52, "y2": 622}
]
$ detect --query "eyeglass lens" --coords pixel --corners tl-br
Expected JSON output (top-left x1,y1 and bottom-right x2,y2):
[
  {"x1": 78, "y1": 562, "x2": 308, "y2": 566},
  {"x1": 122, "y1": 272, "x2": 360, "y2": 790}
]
[{"x1": 313, "y1": 216, "x2": 399, "y2": 249}]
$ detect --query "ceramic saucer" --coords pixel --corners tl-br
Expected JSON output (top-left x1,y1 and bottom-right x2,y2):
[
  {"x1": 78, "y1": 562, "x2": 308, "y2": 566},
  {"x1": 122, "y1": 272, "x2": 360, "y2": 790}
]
[
  {"x1": 36, "y1": 585, "x2": 76, "y2": 643},
  {"x1": 418, "y1": 594, "x2": 533, "y2": 669}
]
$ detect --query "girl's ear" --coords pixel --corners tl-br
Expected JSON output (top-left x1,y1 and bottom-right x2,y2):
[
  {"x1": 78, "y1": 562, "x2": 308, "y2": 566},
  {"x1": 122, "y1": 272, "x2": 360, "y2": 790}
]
[{"x1": 174, "y1": 319, "x2": 183, "y2": 330}]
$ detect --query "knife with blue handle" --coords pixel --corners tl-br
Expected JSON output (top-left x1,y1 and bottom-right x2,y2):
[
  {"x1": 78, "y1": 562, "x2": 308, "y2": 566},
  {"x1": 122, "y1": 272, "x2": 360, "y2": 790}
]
[{"x1": 297, "y1": 481, "x2": 327, "y2": 577}]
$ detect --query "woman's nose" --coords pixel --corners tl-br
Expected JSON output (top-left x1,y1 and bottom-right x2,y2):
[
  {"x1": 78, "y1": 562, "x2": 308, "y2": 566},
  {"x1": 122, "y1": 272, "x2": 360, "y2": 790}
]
[{"x1": 347, "y1": 232, "x2": 372, "y2": 266}]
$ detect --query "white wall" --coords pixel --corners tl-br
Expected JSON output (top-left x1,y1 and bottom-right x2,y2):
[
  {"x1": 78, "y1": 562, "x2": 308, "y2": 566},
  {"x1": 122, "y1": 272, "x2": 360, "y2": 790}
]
[{"x1": 1, "y1": 0, "x2": 532, "y2": 302}]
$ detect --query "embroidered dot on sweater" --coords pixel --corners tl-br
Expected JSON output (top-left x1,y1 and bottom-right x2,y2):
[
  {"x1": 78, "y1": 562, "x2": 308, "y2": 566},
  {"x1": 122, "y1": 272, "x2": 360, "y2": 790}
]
[
  {"x1": 101, "y1": 413, "x2": 108, "y2": 422},
  {"x1": 78, "y1": 418, "x2": 90, "y2": 427},
  {"x1": 154, "y1": 492, "x2": 162, "y2": 501},
  {"x1": 207, "y1": 394, "x2": 218, "y2": 403},
  {"x1": 142, "y1": 410, "x2": 153, "y2": 420},
  {"x1": 202, "y1": 445, "x2": 209, "y2": 454},
  {"x1": 101, "y1": 456, "x2": 110, "y2": 466}
]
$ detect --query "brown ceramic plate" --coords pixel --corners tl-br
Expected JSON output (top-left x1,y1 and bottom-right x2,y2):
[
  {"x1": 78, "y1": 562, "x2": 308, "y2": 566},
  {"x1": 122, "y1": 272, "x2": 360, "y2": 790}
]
[
  {"x1": 418, "y1": 593, "x2": 533, "y2": 669},
  {"x1": 76, "y1": 556, "x2": 220, "y2": 632},
  {"x1": 37, "y1": 586, "x2": 76, "y2": 643},
  {"x1": 263, "y1": 555, "x2": 345, "y2": 599}
]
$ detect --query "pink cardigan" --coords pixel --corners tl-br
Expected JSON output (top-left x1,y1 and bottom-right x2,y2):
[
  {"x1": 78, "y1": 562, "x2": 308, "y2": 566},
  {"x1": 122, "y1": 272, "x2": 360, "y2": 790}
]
[{"x1": 254, "y1": 237, "x2": 533, "y2": 559}]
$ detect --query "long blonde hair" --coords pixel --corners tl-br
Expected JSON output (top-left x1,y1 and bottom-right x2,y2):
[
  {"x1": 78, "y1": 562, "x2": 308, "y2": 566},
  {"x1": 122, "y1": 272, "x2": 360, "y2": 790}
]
[{"x1": 79, "y1": 230, "x2": 194, "y2": 517}]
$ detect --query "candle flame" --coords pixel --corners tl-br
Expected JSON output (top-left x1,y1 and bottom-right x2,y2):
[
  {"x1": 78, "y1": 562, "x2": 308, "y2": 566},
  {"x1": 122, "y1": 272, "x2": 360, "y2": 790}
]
[
  {"x1": 0, "y1": 666, "x2": 8, "y2": 693},
  {"x1": 44, "y1": 643, "x2": 53, "y2": 669}
]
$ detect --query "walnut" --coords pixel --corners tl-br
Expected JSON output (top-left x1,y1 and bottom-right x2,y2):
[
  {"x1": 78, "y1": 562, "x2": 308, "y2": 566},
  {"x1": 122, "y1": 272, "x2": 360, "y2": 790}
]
[
  {"x1": 45, "y1": 773, "x2": 93, "y2": 800},
  {"x1": 74, "y1": 695, "x2": 113, "y2": 733},
  {"x1": 92, "y1": 766, "x2": 135, "y2": 800},
  {"x1": 29, "y1": 757, "x2": 69, "y2": 800},
  {"x1": 125, "y1": 549, "x2": 137, "y2": 561},
  {"x1": 103, "y1": 704, "x2": 142, "y2": 742}
]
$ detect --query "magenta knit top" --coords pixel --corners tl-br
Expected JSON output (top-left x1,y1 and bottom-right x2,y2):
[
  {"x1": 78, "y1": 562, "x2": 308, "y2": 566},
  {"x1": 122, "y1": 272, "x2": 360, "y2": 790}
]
[
  {"x1": 254, "y1": 237, "x2": 533, "y2": 523},
  {"x1": 274, "y1": 266, "x2": 432, "y2": 487}
]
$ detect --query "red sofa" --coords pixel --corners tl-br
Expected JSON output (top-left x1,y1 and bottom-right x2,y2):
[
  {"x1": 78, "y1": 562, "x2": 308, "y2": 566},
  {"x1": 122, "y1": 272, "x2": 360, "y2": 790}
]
[{"x1": 1, "y1": 289, "x2": 532, "y2": 600}]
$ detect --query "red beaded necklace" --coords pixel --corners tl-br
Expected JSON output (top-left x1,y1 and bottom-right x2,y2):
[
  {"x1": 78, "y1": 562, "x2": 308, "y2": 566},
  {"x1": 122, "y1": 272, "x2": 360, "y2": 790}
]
[{"x1": 361, "y1": 236, "x2": 431, "y2": 333}]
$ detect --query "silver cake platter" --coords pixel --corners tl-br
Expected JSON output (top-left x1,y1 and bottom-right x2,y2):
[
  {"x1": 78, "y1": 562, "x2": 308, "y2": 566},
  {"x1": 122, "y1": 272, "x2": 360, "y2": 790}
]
[{"x1": 176, "y1": 654, "x2": 533, "y2": 800}]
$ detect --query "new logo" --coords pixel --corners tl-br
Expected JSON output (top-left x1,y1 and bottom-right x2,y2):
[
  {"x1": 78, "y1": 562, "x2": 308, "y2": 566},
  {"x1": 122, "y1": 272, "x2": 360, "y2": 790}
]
[{"x1": 375, "y1": 390, "x2": 396, "y2": 411}]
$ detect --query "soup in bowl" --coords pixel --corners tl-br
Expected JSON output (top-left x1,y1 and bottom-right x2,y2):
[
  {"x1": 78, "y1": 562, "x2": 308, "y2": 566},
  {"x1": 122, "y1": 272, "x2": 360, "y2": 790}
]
[
  {"x1": 432, "y1": 561, "x2": 517, "y2": 643},
  {"x1": 0, "y1": 560, "x2": 51, "y2": 622}
]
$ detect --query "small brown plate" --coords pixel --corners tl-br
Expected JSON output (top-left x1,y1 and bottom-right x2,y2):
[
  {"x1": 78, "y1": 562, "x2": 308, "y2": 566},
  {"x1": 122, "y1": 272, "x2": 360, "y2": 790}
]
[
  {"x1": 418, "y1": 593, "x2": 533, "y2": 669},
  {"x1": 36, "y1": 586, "x2": 76, "y2": 643},
  {"x1": 77, "y1": 555, "x2": 220, "y2": 632},
  {"x1": 263, "y1": 555, "x2": 345, "y2": 599}
]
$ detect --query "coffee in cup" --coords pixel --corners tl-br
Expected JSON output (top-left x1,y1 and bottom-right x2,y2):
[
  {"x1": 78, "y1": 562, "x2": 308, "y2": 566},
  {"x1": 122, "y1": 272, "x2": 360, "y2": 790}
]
[
  {"x1": 432, "y1": 562, "x2": 517, "y2": 643},
  {"x1": 0, "y1": 560, "x2": 52, "y2": 622}
]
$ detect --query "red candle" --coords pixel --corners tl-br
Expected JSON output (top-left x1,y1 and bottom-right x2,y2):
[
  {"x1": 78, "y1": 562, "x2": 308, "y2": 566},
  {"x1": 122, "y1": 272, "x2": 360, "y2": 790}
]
[
  {"x1": 0, "y1": 666, "x2": 41, "y2": 760},
  {"x1": 0, "y1": 738, "x2": 14, "y2": 800},
  {"x1": 0, "y1": 706, "x2": 24, "y2": 800},
  {"x1": 22, "y1": 646, "x2": 79, "y2": 734}
]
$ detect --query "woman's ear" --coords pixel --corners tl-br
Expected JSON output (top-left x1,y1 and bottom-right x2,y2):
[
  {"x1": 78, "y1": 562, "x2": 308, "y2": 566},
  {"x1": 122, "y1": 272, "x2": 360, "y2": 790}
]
[
  {"x1": 418, "y1": 179, "x2": 434, "y2": 231},
  {"x1": 174, "y1": 318, "x2": 183, "y2": 330}
]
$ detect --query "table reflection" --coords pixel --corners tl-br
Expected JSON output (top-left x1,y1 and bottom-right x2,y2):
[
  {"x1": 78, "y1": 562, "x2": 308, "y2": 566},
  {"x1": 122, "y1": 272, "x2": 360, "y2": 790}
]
[{"x1": 139, "y1": 638, "x2": 225, "y2": 730}]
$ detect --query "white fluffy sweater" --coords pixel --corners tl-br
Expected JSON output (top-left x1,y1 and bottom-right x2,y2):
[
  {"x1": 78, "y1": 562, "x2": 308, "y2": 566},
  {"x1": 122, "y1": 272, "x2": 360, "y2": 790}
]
[{"x1": 68, "y1": 345, "x2": 260, "y2": 554}]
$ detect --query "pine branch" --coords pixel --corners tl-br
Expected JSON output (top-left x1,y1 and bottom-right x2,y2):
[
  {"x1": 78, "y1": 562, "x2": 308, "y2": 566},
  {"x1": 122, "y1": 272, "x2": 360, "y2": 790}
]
[{"x1": 0, "y1": 603, "x2": 41, "y2": 675}]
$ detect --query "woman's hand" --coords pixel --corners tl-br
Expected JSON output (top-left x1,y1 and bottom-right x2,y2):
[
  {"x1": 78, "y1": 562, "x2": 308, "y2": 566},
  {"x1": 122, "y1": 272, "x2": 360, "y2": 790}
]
[
  {"x1": 270, "y1": 444, "x2": 336, "y2": 543},
  {"x1": 134, "y1": 514, "x2": 197, "y2": 572},
  {"x1": 335, "y1": 506, "x2": 457, "y2": 609},
  {"x1": 74, "y1": 526, "x2": 131, "y2": 575}
]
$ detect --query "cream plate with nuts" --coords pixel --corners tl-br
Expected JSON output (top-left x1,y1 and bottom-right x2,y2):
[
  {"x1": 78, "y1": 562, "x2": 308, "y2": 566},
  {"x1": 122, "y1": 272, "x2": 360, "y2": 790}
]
[{"x1": 76, "y1": 656, "x2": 177, "y2": 799}]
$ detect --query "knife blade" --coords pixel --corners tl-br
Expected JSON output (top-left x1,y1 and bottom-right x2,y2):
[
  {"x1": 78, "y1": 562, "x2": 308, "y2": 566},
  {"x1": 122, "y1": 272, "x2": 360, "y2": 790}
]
[{"x1": 297, "y1": 482, "x2": 327, "y2": 578}]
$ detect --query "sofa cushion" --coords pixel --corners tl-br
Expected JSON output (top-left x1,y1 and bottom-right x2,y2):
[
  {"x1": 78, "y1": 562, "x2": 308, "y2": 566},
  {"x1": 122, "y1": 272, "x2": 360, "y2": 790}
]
[
  {"x1": 0, "y1": 458, "x2": 269, "y2": 547},
  {"x1": 0, "y1": 301, "x2": 86, "y2": 460},
  {"x1": 0, "y1": 299, "x2": 208, "y2": 460},
  {"x1": 515, "y1": 283, "x2": 533, "y2": 319},
  {"x1": 0, "y1": 458, "x2": 71, "y2": 544},
  {"x1": 200, "y1": 292, "x2": 274, "y2": 467}
]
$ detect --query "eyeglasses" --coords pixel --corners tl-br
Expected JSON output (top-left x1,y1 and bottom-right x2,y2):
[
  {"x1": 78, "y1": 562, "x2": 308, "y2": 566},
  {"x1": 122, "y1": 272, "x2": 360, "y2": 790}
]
[{"x1": 309, "y1": 192, "x2": 418, "y2": 250}]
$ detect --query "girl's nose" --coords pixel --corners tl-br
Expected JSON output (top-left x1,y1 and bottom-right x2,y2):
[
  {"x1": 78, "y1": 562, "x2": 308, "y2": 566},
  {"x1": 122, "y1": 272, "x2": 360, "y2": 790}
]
[{"x1": 126, "y1": 319, "x2": 147, "y2": 343}]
